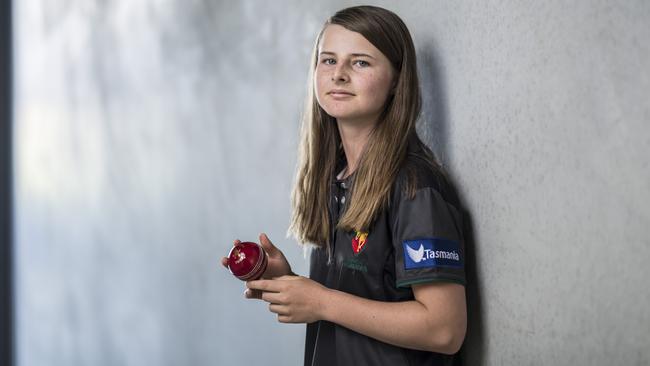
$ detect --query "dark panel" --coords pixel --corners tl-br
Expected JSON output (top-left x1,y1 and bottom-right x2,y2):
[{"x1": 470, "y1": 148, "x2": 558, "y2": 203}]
[{"x1": 0, "y1": 0, "x2": 14, "y2": 364}]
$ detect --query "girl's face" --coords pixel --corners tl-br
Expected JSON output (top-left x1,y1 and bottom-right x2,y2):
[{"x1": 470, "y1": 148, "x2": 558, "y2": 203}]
[{"x1": 315, "y1": 24, "x2": 396, "y2": 126}]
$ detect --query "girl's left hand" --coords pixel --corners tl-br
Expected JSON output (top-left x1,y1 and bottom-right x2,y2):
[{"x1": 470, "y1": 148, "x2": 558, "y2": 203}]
[{"x1": 246, "y1": 275, "x2": 329, "y2": 324}]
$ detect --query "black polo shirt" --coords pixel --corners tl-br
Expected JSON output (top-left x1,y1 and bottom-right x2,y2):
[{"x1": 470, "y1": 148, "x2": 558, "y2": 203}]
[{"x1": 304, "y1": 150, "x2": 466, "y2": 366}]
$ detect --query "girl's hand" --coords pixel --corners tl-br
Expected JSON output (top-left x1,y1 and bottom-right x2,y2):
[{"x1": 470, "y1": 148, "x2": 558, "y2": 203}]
[
  {"x1": 221, "y1": 233, "x2": 294, "y2": 298},
  {"x1": 246, "y1": 275, "x2": 329, "y2": 324},
  {"x1": 257, "y1": 233, "x2": 293, "y2": 280}
]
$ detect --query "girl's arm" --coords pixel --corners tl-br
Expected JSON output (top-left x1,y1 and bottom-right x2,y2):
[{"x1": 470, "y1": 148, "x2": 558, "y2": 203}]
[
  {"x1": 321, "y1": 281, "x2": 466, "y2": 354},
  {"x1": 247, "y1": 276, "x2": 466, "y2": 355}
]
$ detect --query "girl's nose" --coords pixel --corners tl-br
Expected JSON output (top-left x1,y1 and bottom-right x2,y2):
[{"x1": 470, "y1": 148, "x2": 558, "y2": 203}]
[{"x1": 332, "y1": 65, "x2": 349, "y2": 83}]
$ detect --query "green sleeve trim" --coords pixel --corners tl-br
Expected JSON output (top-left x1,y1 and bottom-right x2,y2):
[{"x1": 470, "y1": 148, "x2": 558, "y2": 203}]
[{"x1": 397, "y1": 276, "x2": 466, "y2": 289}]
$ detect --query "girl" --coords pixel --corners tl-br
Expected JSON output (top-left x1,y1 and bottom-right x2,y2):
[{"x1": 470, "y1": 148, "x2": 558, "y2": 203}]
[{"x1": 222, "y1": 5, "x2": 466, "y2": 366}]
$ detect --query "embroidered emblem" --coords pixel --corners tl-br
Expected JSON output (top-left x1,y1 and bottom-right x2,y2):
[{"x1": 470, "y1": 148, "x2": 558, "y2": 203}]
[
  {"x1": 352, "y1": 230, "x2": 369, "y2": 255},
  {"x1": 342, "y1": 257, "x2": 368, "y2": 273},
  {"x1": 403, "y1": 238, "x2": 463, "y2": 270}
]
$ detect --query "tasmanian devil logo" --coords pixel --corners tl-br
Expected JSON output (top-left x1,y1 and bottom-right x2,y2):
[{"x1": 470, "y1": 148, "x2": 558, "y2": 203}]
[{"x1": 352, "y1": 230, "x2": 369, "y2": 255}]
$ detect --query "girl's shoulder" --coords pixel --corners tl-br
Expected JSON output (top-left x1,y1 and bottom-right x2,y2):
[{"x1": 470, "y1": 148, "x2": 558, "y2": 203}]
[{"x1": 393, "y1": 151, "x2": 460, "y2": 208}]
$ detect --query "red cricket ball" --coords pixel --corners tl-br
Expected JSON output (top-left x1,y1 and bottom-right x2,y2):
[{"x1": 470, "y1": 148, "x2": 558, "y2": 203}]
[{"x1": 227, "y1": 242, "x2": 268, "y2": 281}]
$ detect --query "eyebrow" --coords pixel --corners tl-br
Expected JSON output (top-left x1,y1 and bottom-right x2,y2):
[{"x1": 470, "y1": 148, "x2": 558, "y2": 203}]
[{"x1": 319, "y1": 51, "x2": 376, "y2": 59}]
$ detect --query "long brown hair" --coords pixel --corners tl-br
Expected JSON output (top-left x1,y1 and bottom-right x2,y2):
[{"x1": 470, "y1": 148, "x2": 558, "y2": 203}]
[{"x1": 289, "y1": 5, "x2": 436, "y2": 247}]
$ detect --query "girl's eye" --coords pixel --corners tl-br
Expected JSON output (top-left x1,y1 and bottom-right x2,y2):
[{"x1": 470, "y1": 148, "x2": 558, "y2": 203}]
[
  {"x1": 322, "y1": 58, "x2": 336, "y2": 65},
  {"x1": 354, "y1": 60, "x2": 370, "y2": 67}
]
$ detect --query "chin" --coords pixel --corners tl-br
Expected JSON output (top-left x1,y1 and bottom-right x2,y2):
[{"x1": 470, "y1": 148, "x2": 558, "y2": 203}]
[{"x1": 321, "y1": 106, "x2": 361, "y2": 120}]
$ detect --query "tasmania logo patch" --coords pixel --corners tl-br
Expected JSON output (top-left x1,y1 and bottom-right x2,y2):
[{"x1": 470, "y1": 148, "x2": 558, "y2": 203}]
[
  {"x1": 403, "y1": 238, "x2": 463, "y2": 270},
  {"x1": 352, "y1": 230, "x2": 369, "y2": 255}
]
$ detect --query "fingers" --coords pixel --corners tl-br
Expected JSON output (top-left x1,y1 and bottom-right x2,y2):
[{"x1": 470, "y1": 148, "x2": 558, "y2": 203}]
[
  {"x1": 268, "y1": 303, "x2": 289, "y2": 315},
  {"x1": 222, "y1": 239, "x2": 241, "y2": 268},
  {"x1": 277, "y1": 315, "x2": 292, "y2": 323},
  {"x1": 250, "y1": 279, "x2": 288, "y2": 293},
  {"x1": 244, "y1": 288, "x2": 263, "y2": 299},
  {"x1": 246, "y1": 279, "x2": 272, "y2": 292},
  {"x1": 276, "y1": 275, "x2": 301, "y2": 281},
  {"x1": 261, "y1": 291, "x2": 284, "y2": 304},
  {"x1": 259, "y1": 233, "x2": 277, "y2": 255}
]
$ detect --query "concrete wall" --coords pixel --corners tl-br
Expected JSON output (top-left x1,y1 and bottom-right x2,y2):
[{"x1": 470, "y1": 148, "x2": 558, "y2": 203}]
[{"x1": 13, "y1": 1, "x2": 649, "y2": 365}]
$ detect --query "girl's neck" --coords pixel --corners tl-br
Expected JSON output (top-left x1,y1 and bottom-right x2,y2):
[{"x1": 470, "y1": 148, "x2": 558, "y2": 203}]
[{"x1": 336, "y1": 118, "x2": 376, "y2": 179}]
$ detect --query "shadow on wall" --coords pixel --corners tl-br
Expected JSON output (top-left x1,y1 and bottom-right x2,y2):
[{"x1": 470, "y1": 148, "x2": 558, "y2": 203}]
[
  {"x1": 417, "y1": 41, "x2": 485, "y2": 366},
  {"x1": 0, "y1": 0, "x2": 13, "y2": 363}
]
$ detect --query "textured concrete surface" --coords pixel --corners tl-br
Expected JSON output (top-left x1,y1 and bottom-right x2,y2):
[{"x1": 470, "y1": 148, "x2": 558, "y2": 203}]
[{"x1": 13, "y1": 1, "x2": 650, "y2": 365}]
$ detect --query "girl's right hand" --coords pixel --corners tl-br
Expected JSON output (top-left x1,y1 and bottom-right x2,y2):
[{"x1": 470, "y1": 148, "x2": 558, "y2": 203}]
[{"x1": 221, "y1": 233, "x2": 294, "y2": 297}]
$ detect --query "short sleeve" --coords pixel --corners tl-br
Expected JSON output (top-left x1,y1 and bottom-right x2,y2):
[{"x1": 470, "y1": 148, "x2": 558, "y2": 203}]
[{"x1": 391, "y1": 184, "x2": 466, "y2": 288}]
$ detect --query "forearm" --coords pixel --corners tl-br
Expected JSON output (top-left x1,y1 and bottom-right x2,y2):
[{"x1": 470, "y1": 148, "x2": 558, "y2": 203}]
[{"x1": 319, "y1": 287, "x2": 464, "y2": 354}]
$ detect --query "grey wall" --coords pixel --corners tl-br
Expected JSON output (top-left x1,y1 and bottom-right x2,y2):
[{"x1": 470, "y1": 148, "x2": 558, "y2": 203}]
[{"x1": 13, "y1": 1, "x2": 649, "y2": 366}]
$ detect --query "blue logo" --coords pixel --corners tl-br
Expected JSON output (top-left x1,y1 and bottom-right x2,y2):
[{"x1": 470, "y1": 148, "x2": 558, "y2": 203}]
[{"x1": 403, "y1": 238, "x2": 463, "y2": 270}]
